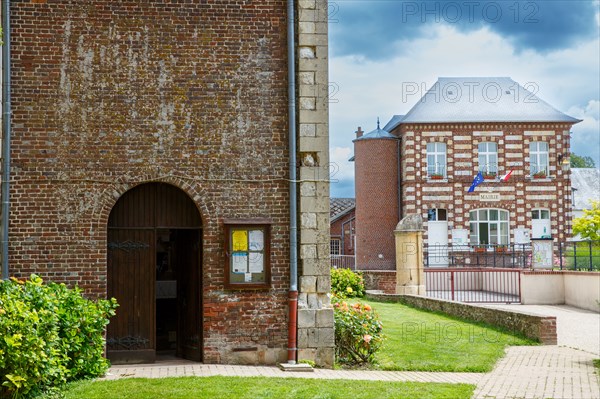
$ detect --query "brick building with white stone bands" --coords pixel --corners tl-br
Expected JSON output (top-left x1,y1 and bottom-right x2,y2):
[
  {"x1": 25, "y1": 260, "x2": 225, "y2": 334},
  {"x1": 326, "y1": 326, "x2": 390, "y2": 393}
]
[{"x1": 354, "y1": 77, "x2": 581, "y2": 270}]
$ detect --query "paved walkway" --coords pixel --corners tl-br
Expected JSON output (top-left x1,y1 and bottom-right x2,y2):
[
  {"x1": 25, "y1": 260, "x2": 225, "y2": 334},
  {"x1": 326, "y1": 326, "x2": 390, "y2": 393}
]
[
  {"x1": 483, "y1": 304, "x2": 600, "y2": 356},
  {"x1": 104, "y1": 305, "x2": 600, "y2": 399},
  {"x1": 104, "y1": 360, "x2": 482, "y2": 384}
]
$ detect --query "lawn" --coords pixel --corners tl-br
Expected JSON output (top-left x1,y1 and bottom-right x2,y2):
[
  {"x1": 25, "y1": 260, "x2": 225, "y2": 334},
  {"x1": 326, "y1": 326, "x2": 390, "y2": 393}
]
[
  {"x1": 563, "y1": 241, "x2": 600, "y2": 270},
  {"x1": 47, "y1": 376, "x2": 475, "y2": 399},
  {"x1": 360, "y1": 299, "x2": 535, "y2": 372},
  {"x1": 42, "y1": 298, "x2": 534, "y2": 398}
]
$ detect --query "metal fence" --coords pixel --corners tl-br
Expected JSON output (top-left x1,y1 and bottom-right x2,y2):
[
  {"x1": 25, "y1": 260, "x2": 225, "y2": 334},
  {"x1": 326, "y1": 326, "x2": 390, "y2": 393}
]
[
  {"x1": 425, "y1": 243, "x2": 531, "y2": 268},
  {"x1": 425, "y1": 267, "x2": 521, "y2": 303},
  {"x1": 331, "y1": 255, "x2": 356, "y2": 270},
  {"x1": 557, "y1": 240, "x2": 600, "y2": 271}
]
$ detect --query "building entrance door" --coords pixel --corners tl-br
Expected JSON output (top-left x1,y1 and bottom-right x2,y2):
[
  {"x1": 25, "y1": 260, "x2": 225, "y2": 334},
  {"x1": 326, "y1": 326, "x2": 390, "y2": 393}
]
[
  {"x1": 427, "y1": 209, "x2": 448, "y2": 267},
  {"x1": 107, "y1": 183, "x2": 202, "y2": 364}
]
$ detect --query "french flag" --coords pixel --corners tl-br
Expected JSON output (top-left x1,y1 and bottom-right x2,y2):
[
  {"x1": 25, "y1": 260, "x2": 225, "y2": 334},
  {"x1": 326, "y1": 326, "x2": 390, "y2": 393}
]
[{"x1": 500, "y1": 170, "x2": 513, "y2": 182}]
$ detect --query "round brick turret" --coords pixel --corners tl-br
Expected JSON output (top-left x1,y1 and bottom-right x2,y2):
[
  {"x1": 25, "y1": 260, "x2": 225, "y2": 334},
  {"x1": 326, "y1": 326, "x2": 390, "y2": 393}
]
[{"x1": 353, "y1": 123, "x2": 400, "y2": 270}]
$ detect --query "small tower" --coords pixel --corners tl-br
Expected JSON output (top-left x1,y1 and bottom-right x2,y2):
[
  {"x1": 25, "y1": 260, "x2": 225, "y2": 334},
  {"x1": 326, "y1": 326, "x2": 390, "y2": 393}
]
[{"x1": 353, "y1": 119, "x2": 400, "y2": 270}]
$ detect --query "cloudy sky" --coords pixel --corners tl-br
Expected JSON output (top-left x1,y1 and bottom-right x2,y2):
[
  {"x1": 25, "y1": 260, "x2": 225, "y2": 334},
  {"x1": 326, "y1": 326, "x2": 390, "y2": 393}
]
[{"x1": 328, "y1": 0, "x2": 600, "y2": 198}]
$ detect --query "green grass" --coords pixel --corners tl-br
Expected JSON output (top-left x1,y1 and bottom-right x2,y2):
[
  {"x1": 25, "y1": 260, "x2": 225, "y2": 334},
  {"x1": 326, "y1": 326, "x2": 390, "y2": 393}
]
[
  {"x1": 594, "y1": 359, "x2": 600, "y2": 370},
  {"x1": 47, "y1": 376, "x2": 474, "y2": 399},
  {"x1": 361, "y1": 300, "x2": 535, "y2": 372},
  {"x1": 564, "y1": 242, "x2": 600, "y2": 270}
]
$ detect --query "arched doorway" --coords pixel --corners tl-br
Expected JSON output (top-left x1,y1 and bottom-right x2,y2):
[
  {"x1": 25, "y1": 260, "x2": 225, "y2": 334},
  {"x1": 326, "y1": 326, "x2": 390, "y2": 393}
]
[{"x1": 106, "y1": 183, "x2": 202, "y2": 364}]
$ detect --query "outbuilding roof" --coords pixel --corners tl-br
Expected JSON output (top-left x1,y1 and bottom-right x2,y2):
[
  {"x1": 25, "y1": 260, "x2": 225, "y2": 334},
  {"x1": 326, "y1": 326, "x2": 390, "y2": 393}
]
[
  {"x1": 571, "y1": 168, "x2": 600, "y2": 210},
  {"x1": 388, "y1": 77, "x2": 581, "y2": 125},
  {"x1": 353, "y1": 119, "x2": 397, "y2": 142},
  {"x1": 330, "y1": 198, "x2": 356, "y2": 222}
]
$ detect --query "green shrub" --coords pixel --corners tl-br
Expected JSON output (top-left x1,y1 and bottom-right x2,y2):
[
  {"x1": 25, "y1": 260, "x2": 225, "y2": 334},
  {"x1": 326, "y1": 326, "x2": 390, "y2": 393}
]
[
  {"x1": 0, "y1": 275, "x2": 118, "y2": 398},
  {"x1": 330, "y1": 268, "x2": 365, "y2": 298},
  {"x1": 333, "y1": 299, "x2": 384, "y2": 365}
]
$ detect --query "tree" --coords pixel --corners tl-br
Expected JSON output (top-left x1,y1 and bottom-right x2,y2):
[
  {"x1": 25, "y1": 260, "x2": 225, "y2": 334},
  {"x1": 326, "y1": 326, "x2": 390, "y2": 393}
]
[
  {"x1": 572, "y1": 201, "x2": 600, "y2": 241},
  {"x1": 570, "y1": 153, "x2": 596, "y2": 168}
]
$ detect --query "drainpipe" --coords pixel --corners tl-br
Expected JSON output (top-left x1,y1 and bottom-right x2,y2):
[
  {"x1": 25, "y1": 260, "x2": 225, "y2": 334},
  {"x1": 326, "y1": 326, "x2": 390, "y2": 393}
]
[
  {"x1": 1, "y1": 0, "x2": 12, "y2": 280},
  {"x1": 286, "y1": 0, "x2": 298, "y2": 364}
]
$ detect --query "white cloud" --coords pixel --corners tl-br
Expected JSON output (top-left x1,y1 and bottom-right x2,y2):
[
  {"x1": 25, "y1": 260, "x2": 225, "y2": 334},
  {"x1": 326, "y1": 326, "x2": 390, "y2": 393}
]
[
  {"x1": 567, "y1": 101, "x2": 600, "y2": 166},
  {"x1": 330, "y1": 23, "x2": 600, "y2": 196}
]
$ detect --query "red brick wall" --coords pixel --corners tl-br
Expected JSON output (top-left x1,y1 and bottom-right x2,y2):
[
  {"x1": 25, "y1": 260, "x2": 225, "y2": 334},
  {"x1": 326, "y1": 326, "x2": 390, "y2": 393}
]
[
  {"x1": 354, "y1": 138, "x2": 399, "y2": 270},
  {"x1": 362, "y1": 270, "x2": 396, "y2": 294},
  {"x1": 9, "y1": 0, "x2": 290, "y2": 364},
  {"x1": 330, "y1": 210, "x2": 355, "y2": 256},
  {"x1": 394, "y1": 123, "x2": 574, "y2": 245}
]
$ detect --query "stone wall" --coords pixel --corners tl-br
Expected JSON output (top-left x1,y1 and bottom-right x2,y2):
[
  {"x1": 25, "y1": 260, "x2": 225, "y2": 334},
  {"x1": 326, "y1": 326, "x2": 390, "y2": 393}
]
[
  {"x1": 296, "y1": 0, "x2": 334, "y2": 367},
  {"x1": 366, "y1": 293, "x2": 557, "y2": 344}
]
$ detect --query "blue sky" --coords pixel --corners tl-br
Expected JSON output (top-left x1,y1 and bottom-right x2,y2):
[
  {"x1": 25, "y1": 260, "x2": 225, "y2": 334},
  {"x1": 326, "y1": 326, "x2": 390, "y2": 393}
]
[{"x1": 328, "y1": 0, "x2": 600, "y2": 198}]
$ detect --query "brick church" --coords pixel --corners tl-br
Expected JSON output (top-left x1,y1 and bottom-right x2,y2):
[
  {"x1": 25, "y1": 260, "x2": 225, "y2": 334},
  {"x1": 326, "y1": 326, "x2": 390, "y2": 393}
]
[
  {"x1": 353, "y1": 77, "x2": 581, "y2": 270},
  {"x1": 2, "y1": 1, "x2": 333, "y2": 367}
]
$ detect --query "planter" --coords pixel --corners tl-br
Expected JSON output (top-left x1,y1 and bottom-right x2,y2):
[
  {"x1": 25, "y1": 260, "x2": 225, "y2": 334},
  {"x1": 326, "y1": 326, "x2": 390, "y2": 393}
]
[
  {"x1": 429, "y1": 175, "x2": 444, "y2": 180},
  {"x1": 533, "y1": 173, "x2": 547, "y2": 179},
  {"x1": 483, "y1": 174, "x2": 497, "y2": 180}
]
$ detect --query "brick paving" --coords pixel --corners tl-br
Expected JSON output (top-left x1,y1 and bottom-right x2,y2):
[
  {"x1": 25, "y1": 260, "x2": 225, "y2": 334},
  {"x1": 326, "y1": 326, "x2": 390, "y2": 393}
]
[
  {"x1": 473, "y1": 346, "x2": 599, "y2": 399},
  {"x1": 103, "y1": 361, "x2": 483, "y2": 385}
]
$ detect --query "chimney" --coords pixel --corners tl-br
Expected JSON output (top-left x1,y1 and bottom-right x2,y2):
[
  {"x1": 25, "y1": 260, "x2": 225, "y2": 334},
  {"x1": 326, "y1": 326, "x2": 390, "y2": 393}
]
[{"x1": 355, "y1": 126, "x2": 364, "y2": 138}]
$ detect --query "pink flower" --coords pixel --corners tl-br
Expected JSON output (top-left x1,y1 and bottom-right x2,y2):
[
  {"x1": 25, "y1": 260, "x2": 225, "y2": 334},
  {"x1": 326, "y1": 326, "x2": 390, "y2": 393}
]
[{"x1": 363, "y1": 334, "x2": 372, "y2": 343}]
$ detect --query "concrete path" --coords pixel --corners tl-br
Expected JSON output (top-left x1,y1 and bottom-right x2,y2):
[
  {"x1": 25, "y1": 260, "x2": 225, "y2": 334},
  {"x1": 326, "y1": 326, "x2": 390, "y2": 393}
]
[
  {"x1": 104, "y1": 304, "x2": 600, "y2": 399},
  {"x1": 483, "y1": 304, "x2": 600, "y2": 356}
]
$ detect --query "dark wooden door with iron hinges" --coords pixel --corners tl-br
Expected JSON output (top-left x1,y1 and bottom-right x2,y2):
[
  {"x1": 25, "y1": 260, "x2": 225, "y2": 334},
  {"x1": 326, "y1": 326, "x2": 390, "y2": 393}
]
[{"x1": 107, "y1": 183, "x2": 202, "y2": 364}]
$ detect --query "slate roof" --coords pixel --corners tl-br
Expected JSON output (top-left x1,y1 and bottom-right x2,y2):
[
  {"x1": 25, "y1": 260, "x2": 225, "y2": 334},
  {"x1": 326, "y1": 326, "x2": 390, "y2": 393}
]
[
  {"x1": 382, "y1": 115, "x2": 404, "y2": 132},
  {"x1": 571, "y1": 168, "x2": 600, "y2": 210},
  {"x1": 353, "y1": 120, "x2": 397, "y2": 142},
  {"x1": 330, "y1": 198, "x2": 356, "y2": 222},
  {"x1": 386, "y1": 77, "x2": 581, "y2": 125}
]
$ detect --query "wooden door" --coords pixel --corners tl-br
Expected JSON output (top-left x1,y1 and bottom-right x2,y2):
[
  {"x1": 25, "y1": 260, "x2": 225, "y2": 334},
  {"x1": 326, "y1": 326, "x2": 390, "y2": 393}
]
[
  {"x1": 107, "y1": 228, "x2": 156, "y2": 363},
  {"x1": 176, "y1": 229, "x2": 202, "y2": 361},
  {"x1": 107, "y1": 183, "x2": 203, "y2": 364}
]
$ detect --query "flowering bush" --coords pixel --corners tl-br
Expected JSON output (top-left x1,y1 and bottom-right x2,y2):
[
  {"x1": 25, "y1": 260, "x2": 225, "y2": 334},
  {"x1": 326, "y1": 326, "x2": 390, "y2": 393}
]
[
  {"x1": 330, "y1": 268, "x2": 365, "y2": 298},
  {"x1": 333, "y1": 299, "x2": 384, "y2": 365}
]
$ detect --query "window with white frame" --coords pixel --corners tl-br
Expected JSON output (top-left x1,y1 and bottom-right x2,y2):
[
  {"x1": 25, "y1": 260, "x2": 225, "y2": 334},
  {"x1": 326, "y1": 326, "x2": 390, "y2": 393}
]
[
  {"x1": 529, "y1": 142, "x2": 549, "y2": 176},
  {"x1": 426, "y1": 143, "x2": 446, "y2": 177},
  {"x1": 330, "y1": 239, "x2": 341, "y2": 255},
  {"x1": 478, "y1": 142, "x2": 498, "y2": 175},
  {"x1": 469, "y1": 209, "x2": 509, "y2": 245}
]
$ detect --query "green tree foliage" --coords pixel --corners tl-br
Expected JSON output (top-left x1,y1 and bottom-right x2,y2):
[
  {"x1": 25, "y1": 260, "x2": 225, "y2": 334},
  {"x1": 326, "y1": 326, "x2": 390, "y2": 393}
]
[
  {"x1": 570, "y1": 153, "x2": 596, "y2": 168},
  {"x1": 0, "y1": 275, "x2": 118, "y2": 398},
  {"x1": 573, "y1": 200, "x2": 600, "y2": 241}
]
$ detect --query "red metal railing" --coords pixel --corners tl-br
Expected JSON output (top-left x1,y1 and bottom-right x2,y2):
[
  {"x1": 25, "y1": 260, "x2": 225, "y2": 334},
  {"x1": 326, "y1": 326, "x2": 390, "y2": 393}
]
[{"x1": 424, "y1": 267, "x2": 521, "y2": 303}]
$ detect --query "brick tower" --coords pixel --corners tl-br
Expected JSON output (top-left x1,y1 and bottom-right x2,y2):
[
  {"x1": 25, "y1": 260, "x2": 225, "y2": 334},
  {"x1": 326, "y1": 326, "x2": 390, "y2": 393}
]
[{"x1": 353, "y1": 120, "x2": 400, "y2": 270}]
